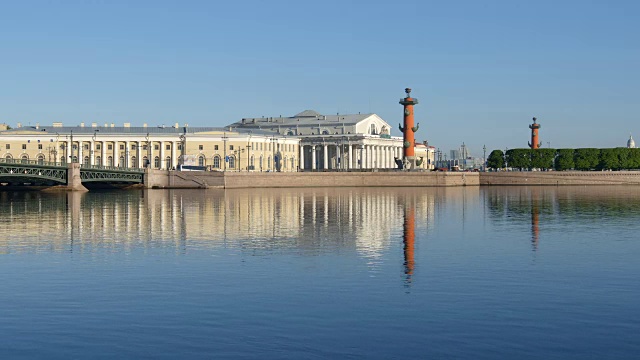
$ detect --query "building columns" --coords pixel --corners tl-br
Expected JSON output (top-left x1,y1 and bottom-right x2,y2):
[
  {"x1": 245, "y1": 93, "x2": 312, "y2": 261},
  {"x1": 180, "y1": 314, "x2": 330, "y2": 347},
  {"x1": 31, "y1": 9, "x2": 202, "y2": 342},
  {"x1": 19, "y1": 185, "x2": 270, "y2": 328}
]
[
  {"x1": 299, "y1": 145, "x2": 304, "y2": 171},
  {"x1": 323, "y1": 144, "x2": 328, "y2": 170},
  {"x1": 311, "y1": 146, "x2": 316, "y2": 170}
]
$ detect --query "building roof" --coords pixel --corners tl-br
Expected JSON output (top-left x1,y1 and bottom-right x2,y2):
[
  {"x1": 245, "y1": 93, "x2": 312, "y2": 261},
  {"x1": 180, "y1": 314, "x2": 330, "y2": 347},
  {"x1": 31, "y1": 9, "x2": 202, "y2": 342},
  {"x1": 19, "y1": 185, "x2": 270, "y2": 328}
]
[
  {"x1": 228, "y1": 110, "x2": 374, "y2": 129},
  {"x1": 0, "y1": 125, "x2": 275, "y2": 137}
]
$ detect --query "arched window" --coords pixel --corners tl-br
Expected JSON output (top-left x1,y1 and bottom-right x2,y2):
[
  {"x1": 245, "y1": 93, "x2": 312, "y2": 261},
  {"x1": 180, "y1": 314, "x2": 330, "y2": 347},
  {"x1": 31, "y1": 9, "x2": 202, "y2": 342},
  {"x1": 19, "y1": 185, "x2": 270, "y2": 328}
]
[
  {"x1": 322, "y1": 130, "x2": 329, "y2": 135},
  {"x1": 250, "y1": 155, "x2": 254, "y2": 169},
  {"x1": 267, "y1": 157, "x2": 271, "y2": 170},
  {"x1": 21, "y1": 155, "x2": 28, "y2": 164},
  {"x1": 213, "y1": 155, "x2": 221, "y2": 169},
  {"x1": 83, "y1": 156, "x2": 89, "y2": 165},
  {"x1": 131, "y1": 156, "x2": 137, "y2": 168},
  {"x1": 4, "y1": 154, "x2": 13, "y2": 162},
  {"x1": 284, "y1": 156, "x2": 288, "y2": 169},
  {"x1": 37, "y1": 154, "x2": 45, "y2": 165},
  {"x1": 260, "y1": 155, "x2": 263, "y2": 170},
  {"x1": 119, "y1": 156, "x2": 125, "y2": 167},
  {"x1": 107, "y1": 156, "x2": 113, "y2": 167},
  {"x1": 198, "y1": 155, "x2": 205, "y2": 167},
  {"x1": 72, "y1": 156, "x2": 78, "y2": 163},
  {"x1": 291, "y1": 157, "x2": 295, "y2": 170},
  {"x1": 165, "y1": 157, "x2": 171, "y2": 169},
  {"x1": 287, "y1": 130, "x2": 294, "y2": 136},
  {"x1": 229, "y1": 156, "x2": 236, "y2": 169},
  {"x1": 142, "y1": 156, "x2": 148, "y2": 167},
  {"x1": 154, "y1": 156, "x2": 160, "y2": 168},
  {"x1": 96, "y1": 156, "x2": 101, "y2": 166}
]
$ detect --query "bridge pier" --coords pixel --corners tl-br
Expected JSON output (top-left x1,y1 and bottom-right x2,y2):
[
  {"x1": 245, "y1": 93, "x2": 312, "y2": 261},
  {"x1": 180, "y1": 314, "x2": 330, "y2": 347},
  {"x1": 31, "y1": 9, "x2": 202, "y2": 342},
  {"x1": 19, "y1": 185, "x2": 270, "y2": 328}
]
[{"x1": 67, "y1": 163, "x2": 88, "y2": 191}]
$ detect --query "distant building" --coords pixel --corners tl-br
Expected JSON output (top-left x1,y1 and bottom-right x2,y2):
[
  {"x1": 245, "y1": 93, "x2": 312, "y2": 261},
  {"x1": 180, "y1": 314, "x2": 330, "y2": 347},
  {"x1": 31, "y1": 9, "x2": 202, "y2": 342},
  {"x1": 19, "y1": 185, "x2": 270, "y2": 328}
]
[{"x1": 628, "y1": 135, "x2": 636, "y2": 149}]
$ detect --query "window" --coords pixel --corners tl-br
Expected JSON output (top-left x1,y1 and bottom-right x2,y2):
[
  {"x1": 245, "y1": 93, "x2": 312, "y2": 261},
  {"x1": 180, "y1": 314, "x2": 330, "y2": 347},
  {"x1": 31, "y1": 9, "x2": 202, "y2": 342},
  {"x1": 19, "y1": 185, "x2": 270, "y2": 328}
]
[
  {"x1": 22, "y1": 144, "x2": 27, "y2": 150},
  {"x1": 132, "y1": 144, "x2": 136, "y2": 150},
  {"x1": 370, "y1": 124, "x2": 377, "y2": 135},
  {"x1": 267, "y1": 157, "x2": 271, "y2": 169},
  {"x1": 143, "y1": 145, "x2": 148, "y2": 150},
  {"x1": 83, "y1": 156, "x2": 89, "y2": 165},
  {"x1": 177, "y1": 144, "x2": 182, "y2": 150},
  {"x1": 38, "y1": 144, "x2": 43, "y2": 150},
  {"x1": 84, "y1": 144, "x2": 89, "y2": 150},
  {"x1": 165, "y1": 157, "x2": 171, "y2": 169},
  {"x1": 142, "y1": 156, "x2": 148, "y2": 167},
  {"x1": 131, "y1": 156, "x2": 137, "y2": 168},
  {"x1": 166, "y1": 144, "x2": 170, "y2": 150},
  {"x1": 107, "y1": 156, "x2": 113, "y2": 166},
  {"x1": 230, "y1": 145, "x2": 234, "y2": 151},
  {"x1": 108, "y1": 144, "x2": 113, "y2": 150},
  {"x1": 322, "y1": 130, "x2": 329, "y2": 135},
  {"x1": 72, "y1": 156, "x2": 78, "y2": 163},
  {"x1": 96, "y1": 144, "x2": 101, "y2": 150},
  {"x1": 72, "y1": 144, "x2": 77, "y2": 150},
  {"x1": 198, "y1": 155, "x2": 205, "y2": 167},
  {"x1": 37, "y1": 155, "x2": 45, "y2": 165},
  {"x1": 213, "y1": 155, "x2": 221, "y2": 169},
  {"x1": 214, "y1": 145, "x2": 219, "y2": 150},
  {"x1": 5, "y1": 144, "x2": 9, "y2": 150},
  {"x1": 229, "y1": 156, "x2": 235, "y2": 168},
  {"x1": 154, "y1": 156, "x2": 160, "y2": 168},
  {"x1": 21, "y1": 155, "x2": 28, "y2": 163},
  {"x1": 60, "y1": 144, "x2": 64, "y2": 150},
  {"x1": 199, "y1": 145, "x2": 203, "y2": 151},
  {"x1": 119, "y1": 156, "x2": 125, "y2": 167},
  {"x1": 154, "y1": 145, "x2": 159, "y2": 151},
  {"x1": 96, "y1": 156, "x2": 101, "y2": 165},
  {"x1": 120, "y1": 144, "x2": 125, "y2": 150}
]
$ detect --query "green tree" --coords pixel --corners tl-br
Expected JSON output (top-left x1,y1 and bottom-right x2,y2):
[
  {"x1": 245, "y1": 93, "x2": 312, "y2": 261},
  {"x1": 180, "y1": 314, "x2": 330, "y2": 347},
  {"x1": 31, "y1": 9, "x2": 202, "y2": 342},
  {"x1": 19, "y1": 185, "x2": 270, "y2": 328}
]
[
  {"x1": 618, "y1": 148, "x2": 632, "y2": 170},
  {"x1": 628, "y1": 148, "x2": 640, "y2": 169},
  {"x1": 554, "y1": 149, "x2": 575, "y2": 171},
  {"x1": 531, "y1": 148, "x2": 555, "y2": 170},
  {"x1": 486, "y1": 149, "x2": 504, "y2": 169},
  {"x1": 506, "y1": 149, "x2": 532, "y2": 170},
  {"x1": 598, "y1": 148, "x2": 621, "y2": 170},
  {"x1": 574, "y1": 148, "x2": 599, "y2": 170}
]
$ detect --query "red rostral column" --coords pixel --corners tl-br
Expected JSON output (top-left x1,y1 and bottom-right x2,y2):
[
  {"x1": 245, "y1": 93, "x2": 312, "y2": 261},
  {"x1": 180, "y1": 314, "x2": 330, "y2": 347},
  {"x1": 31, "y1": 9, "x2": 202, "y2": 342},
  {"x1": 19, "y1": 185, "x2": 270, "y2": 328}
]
[
  {"x1": 528, "y1": 117, "x2": 541, "y2": 149},
  {"x1": 399, "y1": 88, "x2": 419, "y2": 169}
]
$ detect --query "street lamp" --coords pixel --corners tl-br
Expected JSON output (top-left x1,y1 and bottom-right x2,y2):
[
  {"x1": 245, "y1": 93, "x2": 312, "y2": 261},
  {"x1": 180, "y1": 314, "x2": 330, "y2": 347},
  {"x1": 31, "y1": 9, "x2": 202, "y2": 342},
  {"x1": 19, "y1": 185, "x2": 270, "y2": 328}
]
[
  {"x1": 483, "y1": 144, "x2": 487, "y2": 171},
  {"x1": 222, "y1": 132, "x2": 228, "y2": 172},
  {"x1": 92, "y1": 129, "x2": 99, "y2": 166}
]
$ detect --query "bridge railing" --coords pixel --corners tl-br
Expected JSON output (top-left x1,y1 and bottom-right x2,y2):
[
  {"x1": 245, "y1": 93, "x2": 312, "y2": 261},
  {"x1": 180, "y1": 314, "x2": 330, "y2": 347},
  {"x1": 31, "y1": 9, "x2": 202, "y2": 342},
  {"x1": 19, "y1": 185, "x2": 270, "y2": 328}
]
[
  {"x1": 80, "y1": 163, "x2": 145, "y2": 173},
  {"x1": 0, "y1": 158, "x2": 65, "y2": 167}
]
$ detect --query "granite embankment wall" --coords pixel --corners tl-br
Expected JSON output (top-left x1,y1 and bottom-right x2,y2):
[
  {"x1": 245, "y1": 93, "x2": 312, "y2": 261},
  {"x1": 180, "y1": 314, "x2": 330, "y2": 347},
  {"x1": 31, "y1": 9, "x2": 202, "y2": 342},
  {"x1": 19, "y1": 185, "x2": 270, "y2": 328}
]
[
  {"x1": 144, "y1": 170, "x2": 479, "y2": 189},
  {"x1": 479, "y1": 171, "x2": 640, "y2": 185}
]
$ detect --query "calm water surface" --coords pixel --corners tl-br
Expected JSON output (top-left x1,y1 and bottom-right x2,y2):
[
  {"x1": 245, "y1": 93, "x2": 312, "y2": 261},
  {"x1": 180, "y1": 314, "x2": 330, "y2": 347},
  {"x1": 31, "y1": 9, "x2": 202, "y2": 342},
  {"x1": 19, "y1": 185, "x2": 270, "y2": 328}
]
[{"x1": 0, "y1": 186, "x2": 639, "y2": 359}]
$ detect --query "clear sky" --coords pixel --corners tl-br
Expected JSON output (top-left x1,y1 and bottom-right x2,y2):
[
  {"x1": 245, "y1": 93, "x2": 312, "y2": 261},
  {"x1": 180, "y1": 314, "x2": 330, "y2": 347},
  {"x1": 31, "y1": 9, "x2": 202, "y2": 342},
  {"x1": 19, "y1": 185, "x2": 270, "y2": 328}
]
[{"x1": 1, "y1": 0, "x2": 638, "y2": 155}]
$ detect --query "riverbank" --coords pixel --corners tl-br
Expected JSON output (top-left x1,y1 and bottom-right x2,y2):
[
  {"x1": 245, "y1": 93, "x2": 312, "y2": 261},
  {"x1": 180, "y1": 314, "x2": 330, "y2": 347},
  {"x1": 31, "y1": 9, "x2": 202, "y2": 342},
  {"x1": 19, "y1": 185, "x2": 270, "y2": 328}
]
[
  {"x1": 479, "y1": 171, "x2": 640, "y2": 186},
  {"x1": 144, "y1": 170, "x2": 479, "y2": 189}
]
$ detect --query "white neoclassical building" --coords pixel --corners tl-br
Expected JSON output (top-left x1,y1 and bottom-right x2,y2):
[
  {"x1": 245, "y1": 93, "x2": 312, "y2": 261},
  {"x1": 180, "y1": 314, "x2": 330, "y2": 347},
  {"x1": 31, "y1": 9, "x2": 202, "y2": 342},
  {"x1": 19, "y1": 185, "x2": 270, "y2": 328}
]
[{"x1": 227, "y1": 110, "x2": 422, "y2": 170}]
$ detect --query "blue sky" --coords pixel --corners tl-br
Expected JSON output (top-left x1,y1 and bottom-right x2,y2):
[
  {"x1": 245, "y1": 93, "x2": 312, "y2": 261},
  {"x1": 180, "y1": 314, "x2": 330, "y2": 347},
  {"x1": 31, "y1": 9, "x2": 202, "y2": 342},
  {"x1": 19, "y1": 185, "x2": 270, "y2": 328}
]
[{"x1": 1, "y1": 0, "x2": 638, "y2": 155}]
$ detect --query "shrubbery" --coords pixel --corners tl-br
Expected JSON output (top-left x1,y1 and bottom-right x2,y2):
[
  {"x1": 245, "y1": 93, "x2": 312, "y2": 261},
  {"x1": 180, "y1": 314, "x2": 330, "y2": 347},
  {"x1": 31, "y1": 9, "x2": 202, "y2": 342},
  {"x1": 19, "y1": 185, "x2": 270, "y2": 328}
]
[{"x1": 487, "y1": 148, "x2": 640, "y2": 171}]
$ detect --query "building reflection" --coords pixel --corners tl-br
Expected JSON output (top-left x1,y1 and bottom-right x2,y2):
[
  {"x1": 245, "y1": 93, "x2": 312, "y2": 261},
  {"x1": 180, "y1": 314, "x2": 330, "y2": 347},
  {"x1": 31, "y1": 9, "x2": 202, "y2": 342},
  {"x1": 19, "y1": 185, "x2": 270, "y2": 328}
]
[{"x1": 0, "y1": 189, "x2": 441, "y2": 266}]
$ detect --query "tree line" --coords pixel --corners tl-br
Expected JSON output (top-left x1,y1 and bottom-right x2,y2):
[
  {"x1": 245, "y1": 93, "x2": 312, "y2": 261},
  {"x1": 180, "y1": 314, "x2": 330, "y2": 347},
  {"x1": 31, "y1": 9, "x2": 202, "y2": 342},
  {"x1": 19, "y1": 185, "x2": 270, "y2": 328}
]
[{"x1": 486, "y1": 148, "x2": 640, "y2": 171}]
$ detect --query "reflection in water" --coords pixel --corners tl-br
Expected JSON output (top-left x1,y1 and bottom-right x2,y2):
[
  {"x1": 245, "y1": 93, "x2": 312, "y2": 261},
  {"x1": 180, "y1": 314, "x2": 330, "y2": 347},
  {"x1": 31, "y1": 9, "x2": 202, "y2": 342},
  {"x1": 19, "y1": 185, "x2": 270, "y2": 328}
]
[
  {"x1": 402, "y1": 195, "x2": 416, "y2": 285},
  {"x1": 484, "y1": 186, "x2": 640, "y2": 251},
  {"x1": 0, "y1": 189, "x2": 442, "y2": 269}
]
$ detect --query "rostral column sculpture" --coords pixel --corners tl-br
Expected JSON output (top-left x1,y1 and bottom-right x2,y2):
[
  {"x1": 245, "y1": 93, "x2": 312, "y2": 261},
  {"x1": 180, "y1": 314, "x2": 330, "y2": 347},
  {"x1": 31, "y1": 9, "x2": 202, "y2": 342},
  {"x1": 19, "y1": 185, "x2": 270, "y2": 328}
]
[
  {"x1": 528, "y1": 117, "x2": 541, "y2": 149},
  {"x1": 399, "y1": 88, "x2": 419, "y2": 169}
]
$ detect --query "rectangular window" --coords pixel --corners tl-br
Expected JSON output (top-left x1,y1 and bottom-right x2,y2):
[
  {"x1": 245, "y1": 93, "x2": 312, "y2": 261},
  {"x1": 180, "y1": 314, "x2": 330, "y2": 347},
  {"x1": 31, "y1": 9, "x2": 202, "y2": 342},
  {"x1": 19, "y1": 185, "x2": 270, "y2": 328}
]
[
  {"x1": 120, "y1": 144, "x2": 125, "y2": 150},
  {"x1": 108, "y1": 144, "x2": 113, "y2": 150},
  {"x1": 199, "y1": 145, "x2": 203, "y2": 150},
  {"x1": 132, "y1": 145, "x2": 136, "y2": 150},
  {"x1": 214, "y1": 145, "x2": 219, "y2": 150},
  {"x1": 96, "y1": 144, "x2": 101, "y2": 150},
  {"x1": 22, "y1": 144, "x2": 27, "y2": 150},
  {"x1": 166, "y1": 144, "x2": 170, "y2": 150},
  {"x1": 38, "y1": 144, "x2": 43, "y2": 150},
  {"x1": 178, "y1": 144, "x2": 182, "y2": 150},
  {"x1": 154, "y1": 145, "x2": 159, "y2": 150},
  {"x1": 6, "y1": 144, "x2": 10, "y2": 150},
  {"x1": 143, "y1": 145, "x2": 147, "y2": 150},
  {"x1": 229, "y1": 145, "x2": 234, "y2": 150},
  {"x1": 84, "y1": 144, "x2": 89, "y2": 150}
]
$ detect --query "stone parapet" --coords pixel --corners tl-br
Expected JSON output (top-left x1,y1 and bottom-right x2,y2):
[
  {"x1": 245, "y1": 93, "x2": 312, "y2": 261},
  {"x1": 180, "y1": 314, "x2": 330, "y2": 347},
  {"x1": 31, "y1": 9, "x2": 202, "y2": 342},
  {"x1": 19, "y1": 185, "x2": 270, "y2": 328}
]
[{"x1": 480, "y1": 171, "x2": 640, "y2": 186}]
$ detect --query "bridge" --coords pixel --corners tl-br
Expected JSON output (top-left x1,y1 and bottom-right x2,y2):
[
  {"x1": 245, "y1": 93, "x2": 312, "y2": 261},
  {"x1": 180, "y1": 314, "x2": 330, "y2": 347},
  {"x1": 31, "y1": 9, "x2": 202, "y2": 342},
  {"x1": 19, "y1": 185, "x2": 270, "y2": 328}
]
[{"x1": 0, "y1": 158, "x2": 144, "y2": 189}]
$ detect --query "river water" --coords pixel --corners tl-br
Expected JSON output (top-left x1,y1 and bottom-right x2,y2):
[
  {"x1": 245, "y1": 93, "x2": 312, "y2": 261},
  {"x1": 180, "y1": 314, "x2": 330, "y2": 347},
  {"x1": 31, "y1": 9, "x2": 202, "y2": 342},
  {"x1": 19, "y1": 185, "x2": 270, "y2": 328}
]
[{"x1": 0, "y1": 186, "x2": 638, "y2": 359}]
